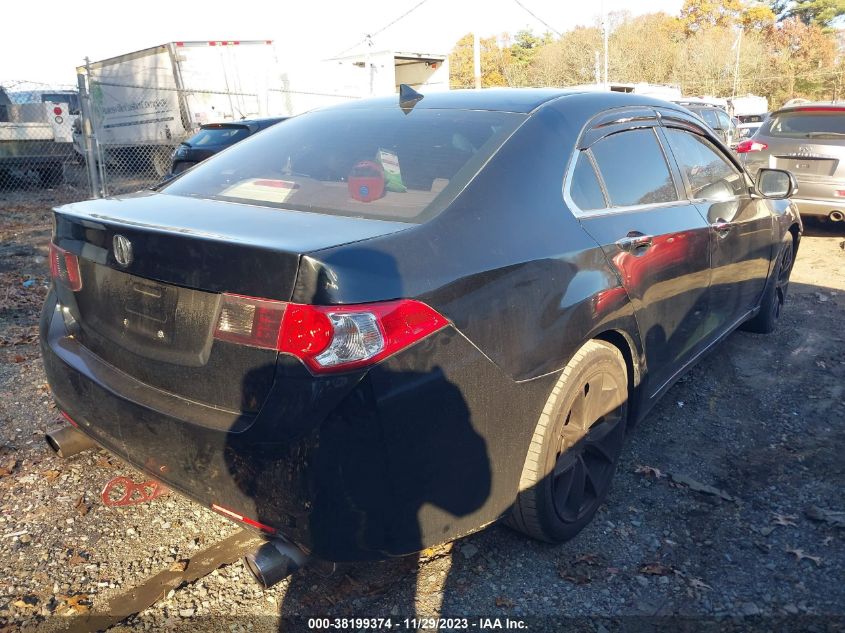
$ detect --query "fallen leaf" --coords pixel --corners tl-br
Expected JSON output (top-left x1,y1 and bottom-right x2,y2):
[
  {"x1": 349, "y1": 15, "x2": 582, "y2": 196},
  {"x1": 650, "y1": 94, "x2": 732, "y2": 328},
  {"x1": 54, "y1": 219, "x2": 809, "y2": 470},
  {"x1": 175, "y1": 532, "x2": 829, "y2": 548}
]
[
  {"x1": 786, "y1": 548, "x2": 822, "y2": 566},
  {"x1": 0, "y1": 459, "x2": 17, "y2": 477},
  {"x1": 669, "y1": 473, "x2": 735, "y2": 502},
  {"x1": 42, "y1": 469, "x2": 61, "y2": 482},
  {"x1": 635, "y1": 465, "x2": 665, "y2": 479},
  {"x1": 74, "y1": 496, "x2": 90, "y2": 517},
  {"x1": 688, "y1": 577, "x2": 712, "y2": 591},
  {"x1": 95, "y1": 456, "x2": 115, "y2": 469},
  {"x1": 495, "y1": 596, "x2": 514, "y2": 608},
  {"x1": 170, "y1": 559, "x2": 189, "y2": 572},
  {"x1": 559, "y1": 570, "x2": 591, "y2": 585},
  {"x1": 573, "y1": 552, "x2": 601, "y2": 566},
  {"x1": 804, "y1": 505, "x2": 845, "y2": 528},
  {"x1": 639, "y1": 562, "x2": 675, "y2": 576},
  {"x1": 772, "y1": 513, "x2": 798, "y2": 527},
  {"x1": 62, "y1": 594, "x2": 91, "y2": 614}
]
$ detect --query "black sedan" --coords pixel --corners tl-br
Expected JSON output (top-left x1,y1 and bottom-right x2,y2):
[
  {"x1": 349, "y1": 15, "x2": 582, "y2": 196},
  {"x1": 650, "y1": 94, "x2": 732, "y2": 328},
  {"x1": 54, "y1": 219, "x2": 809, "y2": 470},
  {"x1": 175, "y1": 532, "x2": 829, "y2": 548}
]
[
  {"x1": 40, "y1": 88, "x2": 800, "y2": 586},
  {"x1": 167, "y1": 117, "x2": 286, "y2": 177}
]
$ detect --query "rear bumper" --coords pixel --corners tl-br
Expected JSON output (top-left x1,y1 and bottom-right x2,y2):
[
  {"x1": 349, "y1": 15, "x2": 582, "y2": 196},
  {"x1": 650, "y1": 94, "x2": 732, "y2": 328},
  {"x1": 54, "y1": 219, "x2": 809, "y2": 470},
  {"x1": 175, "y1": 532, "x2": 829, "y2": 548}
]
[
  {"x1": 40, "y1": 289, "x2": 526, "y2": 561},
  {"x1": 791, "y1": 197, "x2": 845, "y2": 219}
]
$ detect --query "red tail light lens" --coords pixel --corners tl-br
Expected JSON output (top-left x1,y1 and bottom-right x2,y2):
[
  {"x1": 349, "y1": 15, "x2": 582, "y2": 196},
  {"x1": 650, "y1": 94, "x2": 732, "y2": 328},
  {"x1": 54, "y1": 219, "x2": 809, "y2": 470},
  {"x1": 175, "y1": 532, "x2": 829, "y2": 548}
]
[
  {"x1": 213, "y1": 294, "x2": 448, "y2": 374},
  {"x1": 49, "y1": 243, "x2": 82, "y2": 291},
  {"x1": 735, "y1": 140, "x2": 768, "y2": 153}
]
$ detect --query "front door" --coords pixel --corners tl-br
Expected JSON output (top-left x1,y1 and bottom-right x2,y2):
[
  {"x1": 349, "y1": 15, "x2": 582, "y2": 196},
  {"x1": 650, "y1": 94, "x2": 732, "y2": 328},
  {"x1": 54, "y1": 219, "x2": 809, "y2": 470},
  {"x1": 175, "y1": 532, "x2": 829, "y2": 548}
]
[{"x1": 660, "y1": 126, "x2": 773, "y2": 332}]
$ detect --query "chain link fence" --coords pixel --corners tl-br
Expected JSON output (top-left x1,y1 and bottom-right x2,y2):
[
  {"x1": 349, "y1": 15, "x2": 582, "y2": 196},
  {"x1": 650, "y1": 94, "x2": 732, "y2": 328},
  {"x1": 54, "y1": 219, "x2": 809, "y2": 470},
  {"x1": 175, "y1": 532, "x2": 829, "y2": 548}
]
[
  {"x1": 0, "y1": 80, "x2": 90, "y2": 196},
  {"x1": 3, "y1": 66, "x2": 374, "y2": 202}
]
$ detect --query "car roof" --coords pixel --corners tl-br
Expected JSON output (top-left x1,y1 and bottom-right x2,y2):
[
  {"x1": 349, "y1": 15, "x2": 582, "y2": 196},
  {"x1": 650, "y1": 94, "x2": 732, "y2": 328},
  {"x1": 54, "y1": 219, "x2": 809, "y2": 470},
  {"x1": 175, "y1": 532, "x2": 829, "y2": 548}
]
[
  {"x1": 201, "y1": 116, "x2": 286, "y2": 128},
  {"x1": 326, "y1": 87, "x2": 695, "y2": 115}
]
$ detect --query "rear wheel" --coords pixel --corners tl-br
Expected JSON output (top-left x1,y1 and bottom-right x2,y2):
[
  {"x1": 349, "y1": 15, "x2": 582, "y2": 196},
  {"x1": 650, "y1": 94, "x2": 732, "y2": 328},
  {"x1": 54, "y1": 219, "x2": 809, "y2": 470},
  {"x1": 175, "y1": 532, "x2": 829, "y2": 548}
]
[
  {"x1": 38, "y1": 164, "x2": 64, "y2": 187},
  {"x1": 507, "y1": 340, "x2": 628, "y2": 543},
  {"x1": 742, "y1": 238, "x2": 794, "y2": 334}
]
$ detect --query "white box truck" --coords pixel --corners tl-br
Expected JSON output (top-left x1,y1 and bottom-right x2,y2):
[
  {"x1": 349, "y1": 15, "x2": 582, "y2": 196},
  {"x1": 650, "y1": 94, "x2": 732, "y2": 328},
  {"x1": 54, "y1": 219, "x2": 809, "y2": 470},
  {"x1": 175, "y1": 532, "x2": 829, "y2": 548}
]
[
  {"x1": 0, "y1": 87, "x2": 78, "y2": 185},
  {"x1": 270, "y1": 50, "x2": 449, "y2": 117},
  {"x1": 77, "y1": 41, "x2": 279, "y2": 175}
]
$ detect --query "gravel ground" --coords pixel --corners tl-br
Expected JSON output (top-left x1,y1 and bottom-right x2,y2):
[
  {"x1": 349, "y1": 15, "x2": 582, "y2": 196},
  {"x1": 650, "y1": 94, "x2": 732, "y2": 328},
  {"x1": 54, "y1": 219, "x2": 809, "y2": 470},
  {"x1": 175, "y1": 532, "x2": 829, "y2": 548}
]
[{"x1": 1, "y1": 188, "x2": 843, "y2": 632}]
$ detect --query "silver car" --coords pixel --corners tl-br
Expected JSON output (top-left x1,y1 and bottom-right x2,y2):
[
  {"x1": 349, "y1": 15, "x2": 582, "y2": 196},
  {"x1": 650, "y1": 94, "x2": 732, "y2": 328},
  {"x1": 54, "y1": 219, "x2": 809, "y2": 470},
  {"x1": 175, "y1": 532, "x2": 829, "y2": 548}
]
[{"x1": 738, "y1": 104, "x2": 845, "y2": 222}]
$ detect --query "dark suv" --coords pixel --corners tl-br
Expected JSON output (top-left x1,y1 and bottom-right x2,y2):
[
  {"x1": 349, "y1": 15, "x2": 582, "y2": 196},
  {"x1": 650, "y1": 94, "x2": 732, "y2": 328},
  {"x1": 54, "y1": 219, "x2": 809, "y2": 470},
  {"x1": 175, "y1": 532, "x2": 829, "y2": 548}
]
[
  {"x1": 167, "y1": 117, "x2": 286, "y2": 178},
  {"x1": 674, "y1": 101, "x2": 739, "y2": 148}
]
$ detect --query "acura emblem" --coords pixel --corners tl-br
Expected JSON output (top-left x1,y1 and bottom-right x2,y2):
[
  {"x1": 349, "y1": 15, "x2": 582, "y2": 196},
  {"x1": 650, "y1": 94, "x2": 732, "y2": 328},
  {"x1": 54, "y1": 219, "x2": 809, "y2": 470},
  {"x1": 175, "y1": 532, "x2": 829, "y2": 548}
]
[{"x1": 113, "y1": 234, "x2": 133, "y2": 267}]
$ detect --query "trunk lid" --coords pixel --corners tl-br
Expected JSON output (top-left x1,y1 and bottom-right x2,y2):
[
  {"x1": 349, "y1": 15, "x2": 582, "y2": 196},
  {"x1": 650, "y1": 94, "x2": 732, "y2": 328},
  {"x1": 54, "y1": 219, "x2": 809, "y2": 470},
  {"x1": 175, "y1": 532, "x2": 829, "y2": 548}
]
[{"x1": 54, "y1": 191, "x2": 411, "y2": 414}]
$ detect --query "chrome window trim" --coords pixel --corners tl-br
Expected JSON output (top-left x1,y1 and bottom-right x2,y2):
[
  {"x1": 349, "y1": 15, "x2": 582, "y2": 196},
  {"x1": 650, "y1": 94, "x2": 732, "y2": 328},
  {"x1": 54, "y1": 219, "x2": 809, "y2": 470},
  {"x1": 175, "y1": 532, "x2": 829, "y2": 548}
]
[{"x1": 563, "y1": 130, "x2": 688, "y2": 219}]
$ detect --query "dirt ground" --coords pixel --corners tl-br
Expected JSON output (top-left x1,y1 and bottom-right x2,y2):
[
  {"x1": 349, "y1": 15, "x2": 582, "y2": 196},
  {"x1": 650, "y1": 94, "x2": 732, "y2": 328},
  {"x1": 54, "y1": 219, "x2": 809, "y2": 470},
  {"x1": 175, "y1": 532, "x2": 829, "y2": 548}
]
[{"x1": 0, "y1": 187, "x2": 843, "y2": 632}]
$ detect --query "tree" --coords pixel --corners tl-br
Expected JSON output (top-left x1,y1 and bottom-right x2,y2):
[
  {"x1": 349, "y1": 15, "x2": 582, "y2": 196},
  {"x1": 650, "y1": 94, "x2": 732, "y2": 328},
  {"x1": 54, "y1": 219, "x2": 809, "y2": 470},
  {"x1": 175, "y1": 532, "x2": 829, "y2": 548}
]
[
  {"x1": 771, "y1": 0, "x2": 845, "y2": 27},
  {"x1": 679, "y1": 0, "x2": 744, "y2": 33},
  {"x1": 449, "y1": 34, "x2": 513, "y2": 88},
  {"x1": 741, "y1": 3, "x2": 777, "y2": 30}
]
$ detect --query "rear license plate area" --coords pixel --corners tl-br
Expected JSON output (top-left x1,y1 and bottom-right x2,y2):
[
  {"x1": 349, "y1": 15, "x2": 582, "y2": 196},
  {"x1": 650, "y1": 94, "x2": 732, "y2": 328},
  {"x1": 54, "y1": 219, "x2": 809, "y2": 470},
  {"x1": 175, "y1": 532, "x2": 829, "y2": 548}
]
[{"x1": 123, "y1": 281, "x2": 176, "y2": 342}]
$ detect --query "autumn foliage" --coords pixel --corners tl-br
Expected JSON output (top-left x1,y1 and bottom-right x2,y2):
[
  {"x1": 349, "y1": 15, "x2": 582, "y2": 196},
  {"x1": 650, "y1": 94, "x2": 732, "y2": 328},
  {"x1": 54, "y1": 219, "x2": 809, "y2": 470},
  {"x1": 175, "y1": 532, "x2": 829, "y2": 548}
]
[{"x1": 449, "y1": 0, "x2": 845, "y2": 108}]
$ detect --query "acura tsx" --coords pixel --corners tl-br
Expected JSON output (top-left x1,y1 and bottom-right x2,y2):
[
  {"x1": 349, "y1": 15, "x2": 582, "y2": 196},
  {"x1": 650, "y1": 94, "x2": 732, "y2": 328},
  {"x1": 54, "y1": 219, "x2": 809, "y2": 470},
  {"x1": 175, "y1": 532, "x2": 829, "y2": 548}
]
[{"x1": 40, "y1": 88, "x2": 801, "y2": 585}]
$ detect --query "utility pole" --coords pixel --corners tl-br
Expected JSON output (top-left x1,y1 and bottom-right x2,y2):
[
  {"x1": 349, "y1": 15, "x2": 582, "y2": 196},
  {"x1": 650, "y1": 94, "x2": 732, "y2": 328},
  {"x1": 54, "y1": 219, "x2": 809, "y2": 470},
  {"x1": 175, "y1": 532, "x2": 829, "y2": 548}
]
[
  {"x1": 595, "y1": 51, "x2": 601, "y2": 84},
  {"x1": 732, "y1": 27, "x2": 743, "y2": 98},
  {"x1": 473, "y1": 32, "x2": 482, "y2": 89},
  {"x1": 602, "y1": 2, "x2": 609, "y2": 86}
]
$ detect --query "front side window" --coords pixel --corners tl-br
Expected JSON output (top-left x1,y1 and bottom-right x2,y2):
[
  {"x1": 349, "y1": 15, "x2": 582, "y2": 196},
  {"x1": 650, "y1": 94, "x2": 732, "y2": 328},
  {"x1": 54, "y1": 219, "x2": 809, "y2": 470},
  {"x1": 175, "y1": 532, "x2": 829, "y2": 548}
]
[
  {"x1": 590, "y1": 129, "x2": 678, "y2": 207},
  {"x1": 664, "y1": 128, "x2": 745, "y2": 199},
  {"x1": 163, "y1": 108, "x2": 525, "y2": 223}
]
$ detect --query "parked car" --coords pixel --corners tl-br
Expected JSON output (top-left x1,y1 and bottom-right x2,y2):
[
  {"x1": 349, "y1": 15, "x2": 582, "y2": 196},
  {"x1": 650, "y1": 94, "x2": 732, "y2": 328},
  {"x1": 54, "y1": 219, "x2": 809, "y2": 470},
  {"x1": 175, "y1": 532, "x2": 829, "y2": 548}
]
[
  {"x1": 40, "y1": 89, "x2": 801, "y2": 587},
  {"x1": 166, "y1": 117, "x2": 287, "y2": 178},
  {"x1": 738, "y1": 103, "x2": 845, "y2": 223},
  {"x1": 736, "y1": 113, "x2": 767, "y2": 140},
  {"x1": 674, "y1": 100, "x2": 739, "y2": 147}
]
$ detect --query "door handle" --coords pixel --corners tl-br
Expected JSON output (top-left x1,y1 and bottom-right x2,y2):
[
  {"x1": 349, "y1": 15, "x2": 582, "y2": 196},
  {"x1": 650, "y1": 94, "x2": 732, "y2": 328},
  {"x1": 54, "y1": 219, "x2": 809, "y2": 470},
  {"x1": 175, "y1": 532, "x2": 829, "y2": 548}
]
[
  {"x1": 712, "y1": 218, "x2": 733, "y2": 237},
  {"x1": 615, "y1": 232, "x2": 653, "y2": 252}
]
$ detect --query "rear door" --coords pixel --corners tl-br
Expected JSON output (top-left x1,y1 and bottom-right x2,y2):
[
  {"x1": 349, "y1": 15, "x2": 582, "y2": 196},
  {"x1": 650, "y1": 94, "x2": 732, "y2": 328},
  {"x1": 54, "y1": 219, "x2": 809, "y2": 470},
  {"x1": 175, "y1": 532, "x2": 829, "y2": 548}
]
[
  {"x1": 567, "y1": 113, "x2": 714, "y2": 398},
  {"x1": 660, "y1": 121, "x2": 773, "y2": 331}
]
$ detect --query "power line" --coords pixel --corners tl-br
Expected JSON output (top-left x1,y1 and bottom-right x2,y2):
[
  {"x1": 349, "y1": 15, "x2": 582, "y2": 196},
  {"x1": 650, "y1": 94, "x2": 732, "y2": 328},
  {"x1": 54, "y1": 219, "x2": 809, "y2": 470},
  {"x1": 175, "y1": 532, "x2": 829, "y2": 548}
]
[
  {"x1": 511, "y1": 0, "x2": 561, "y2": 37},
  {"x1": 332, "y1": 0, "x2": 432, "y2": 58}
]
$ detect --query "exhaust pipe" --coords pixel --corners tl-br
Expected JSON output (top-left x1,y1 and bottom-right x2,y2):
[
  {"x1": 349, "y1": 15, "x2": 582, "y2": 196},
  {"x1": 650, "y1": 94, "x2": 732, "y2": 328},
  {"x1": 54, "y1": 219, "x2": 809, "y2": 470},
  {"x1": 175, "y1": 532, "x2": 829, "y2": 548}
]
[
  {"x1": 829, "y1": 210, "x2": 844, "y2": 222},
  {"x1": 45, "y1": 426, "x2": 96, "y2": 458},
  {"x1": 245, "y1": 538, "x2": 308, "y2": 588}
]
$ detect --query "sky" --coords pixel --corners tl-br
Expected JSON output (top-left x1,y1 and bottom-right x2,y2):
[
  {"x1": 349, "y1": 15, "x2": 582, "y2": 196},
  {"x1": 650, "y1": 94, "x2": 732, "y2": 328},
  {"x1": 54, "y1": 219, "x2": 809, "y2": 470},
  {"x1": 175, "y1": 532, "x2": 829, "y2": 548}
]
[{"x1": 2, "y1": 0, "x2": 683, "y2": 86}]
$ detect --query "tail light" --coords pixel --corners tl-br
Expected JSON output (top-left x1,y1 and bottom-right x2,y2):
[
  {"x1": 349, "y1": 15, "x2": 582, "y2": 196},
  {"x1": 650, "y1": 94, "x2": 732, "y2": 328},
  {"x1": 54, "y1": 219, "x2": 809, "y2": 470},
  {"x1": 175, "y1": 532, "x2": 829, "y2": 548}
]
[
  {"x1": 49, "y1": 243, "x2": 82, "y2": 291},
  {"x1": 214, "y1": 294, "x2": 448, "y2": 374},
  {"x1": 735, "y1": 140, "x2": 768, "y2": 153}
]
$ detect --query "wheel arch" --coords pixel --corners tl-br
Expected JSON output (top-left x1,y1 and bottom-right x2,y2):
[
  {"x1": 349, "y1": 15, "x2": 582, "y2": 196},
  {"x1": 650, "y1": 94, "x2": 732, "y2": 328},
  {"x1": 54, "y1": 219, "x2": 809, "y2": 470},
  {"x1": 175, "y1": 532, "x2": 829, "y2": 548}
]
[{"x1": 593, "y1": 328, "x2": 642, "y2": 427}]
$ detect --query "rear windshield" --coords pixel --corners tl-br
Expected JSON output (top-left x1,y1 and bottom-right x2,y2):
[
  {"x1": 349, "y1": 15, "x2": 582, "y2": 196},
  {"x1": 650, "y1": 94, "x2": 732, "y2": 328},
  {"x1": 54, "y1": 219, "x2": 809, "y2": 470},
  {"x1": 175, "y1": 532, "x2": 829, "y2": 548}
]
[
  {"x1": 187, "y1": 125, "x2": 250, "y2": 146},
  {"x1": 162, "y1": 107, "x2": 525, "y2": 223},
  {"x1": 766, "y1": 110, "x2": 845, "y2": 138}
]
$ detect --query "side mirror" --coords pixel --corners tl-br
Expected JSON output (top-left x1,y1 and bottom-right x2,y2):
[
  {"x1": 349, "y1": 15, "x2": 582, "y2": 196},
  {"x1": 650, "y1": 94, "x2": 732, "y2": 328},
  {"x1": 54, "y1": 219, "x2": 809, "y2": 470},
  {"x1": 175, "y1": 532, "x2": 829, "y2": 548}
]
[{"x1": 757, "y1": 168, "x2": 797, "y2": 199}]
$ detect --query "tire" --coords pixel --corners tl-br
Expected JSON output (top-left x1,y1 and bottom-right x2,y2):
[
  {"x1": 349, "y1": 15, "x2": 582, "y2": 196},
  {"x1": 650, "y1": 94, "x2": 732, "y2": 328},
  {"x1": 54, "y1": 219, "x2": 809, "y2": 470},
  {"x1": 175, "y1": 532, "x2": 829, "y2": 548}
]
[
  {"x1": 150, "y1": 147, "x2": 172, "y2": 178},
  {"x1": 38, "y1": 165, "x2": 64, "y2": 187},
  {"x1": 507, "y1": 340, "x2": 628, "y2": 543},
  {"x1": 742, "y1": 238, "x2": 794, "y2": 334}
]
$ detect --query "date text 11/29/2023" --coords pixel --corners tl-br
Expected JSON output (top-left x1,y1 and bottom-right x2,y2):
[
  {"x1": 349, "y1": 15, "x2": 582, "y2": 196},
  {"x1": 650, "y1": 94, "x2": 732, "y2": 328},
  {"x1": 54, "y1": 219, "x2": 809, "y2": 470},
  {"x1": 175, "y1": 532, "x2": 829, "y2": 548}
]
[{"x1": 306, "y1": 617, "x2": 528, "y2": 630}]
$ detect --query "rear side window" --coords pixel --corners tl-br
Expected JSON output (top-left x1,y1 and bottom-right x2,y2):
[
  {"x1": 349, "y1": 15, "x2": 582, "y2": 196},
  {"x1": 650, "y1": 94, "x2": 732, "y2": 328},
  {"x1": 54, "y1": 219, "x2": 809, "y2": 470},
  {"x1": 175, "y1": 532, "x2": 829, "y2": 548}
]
[
  {"x1": 188, "y1": 126, "x2": 250, "y2": 146},
  {"x1": 766, "y1": 110, "x2": 845, "y2": 138},
  {"x1": 590, "y1": 129, "x2": 678, "y2": 207},
  {"x1": 164, "y1": 108, "x2": 525, "y2": 223},
  {"x1": 569, "y1": 153, "x2": 606, "y2": 210},
  {"x1": 664, "y1": 128, "x2": 745, "y2": 199}
]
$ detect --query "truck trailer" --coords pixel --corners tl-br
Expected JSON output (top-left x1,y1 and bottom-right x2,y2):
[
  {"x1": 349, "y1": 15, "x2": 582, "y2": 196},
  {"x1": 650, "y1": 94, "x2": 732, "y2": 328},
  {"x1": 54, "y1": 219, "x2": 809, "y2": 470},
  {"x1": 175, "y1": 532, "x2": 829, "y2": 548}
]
[{"x1": 76, "y1": 41, "x2": 279, "y2": 176}]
